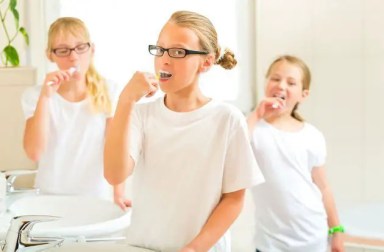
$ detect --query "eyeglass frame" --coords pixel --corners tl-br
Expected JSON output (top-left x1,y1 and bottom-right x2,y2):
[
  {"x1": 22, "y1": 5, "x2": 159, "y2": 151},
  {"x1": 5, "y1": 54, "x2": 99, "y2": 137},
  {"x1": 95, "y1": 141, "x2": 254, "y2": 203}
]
[
  {"x1": 148, "y1": 45, "x2": 209, "y2": 58},
  {"x1": 51, "y1": 42, "x2": 91, "y2": 57}
]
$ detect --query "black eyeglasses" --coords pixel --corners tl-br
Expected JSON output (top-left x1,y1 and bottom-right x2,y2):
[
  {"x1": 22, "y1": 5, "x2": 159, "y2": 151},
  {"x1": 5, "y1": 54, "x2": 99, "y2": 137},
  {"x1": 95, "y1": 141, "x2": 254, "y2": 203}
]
[
  {"x1": 148, "y1": 45, "x2": 208, "y2": 58},
  {"x1": 52, "y1": 42, "x2": 91, "y2": 57}
]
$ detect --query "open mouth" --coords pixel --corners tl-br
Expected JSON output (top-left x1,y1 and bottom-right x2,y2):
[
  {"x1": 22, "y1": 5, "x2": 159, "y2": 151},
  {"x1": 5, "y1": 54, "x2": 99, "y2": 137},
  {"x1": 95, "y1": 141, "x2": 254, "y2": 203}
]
[
  {"x1": 159, "y1": 70, "x2": 172, "y2": 79},
  {"x1": 273, "y1": 94, "x2": 286, "y2": 100}
]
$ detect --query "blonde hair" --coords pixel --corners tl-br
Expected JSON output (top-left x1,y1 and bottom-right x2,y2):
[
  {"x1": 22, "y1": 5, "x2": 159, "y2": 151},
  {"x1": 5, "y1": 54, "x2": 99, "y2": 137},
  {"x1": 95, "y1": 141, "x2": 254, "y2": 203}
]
[
  {"x1": 47, "y1": 17, "x2": 111, "y2": 114},
  {"x1": 266, "y1": 55, "x2": 311, "y2": 122},
  {"x1": 169, "y1": 11, "x2": 237, "y2": 70}
]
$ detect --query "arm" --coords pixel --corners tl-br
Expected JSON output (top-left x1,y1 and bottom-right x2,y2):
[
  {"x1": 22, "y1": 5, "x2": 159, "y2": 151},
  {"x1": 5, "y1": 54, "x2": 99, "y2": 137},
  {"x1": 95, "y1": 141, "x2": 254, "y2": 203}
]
[
  {"x1": 104, "y1": 71, "x2": 158, "y2": 185},
  {"x1": 181, "y1": 189, "x2": 245, "y2": 252},
  {"x1": 312, "y1": 166, "x2": 344, "y2": 252},
  {"x1": 113, "y1": 182, "x2": 131, "y2": 210},
  {"x1": 246, "y1": 97, "x2": 285, "y2": 135},
  {"x1": 23, "y1": 70, "x2": 73, "y2": 161},
  {"x1": 23, "y1": 96, "x2": 50, "y2": 161},
  {"x1": 105, "y1": 118, "x2": 132, "y2": 210}
]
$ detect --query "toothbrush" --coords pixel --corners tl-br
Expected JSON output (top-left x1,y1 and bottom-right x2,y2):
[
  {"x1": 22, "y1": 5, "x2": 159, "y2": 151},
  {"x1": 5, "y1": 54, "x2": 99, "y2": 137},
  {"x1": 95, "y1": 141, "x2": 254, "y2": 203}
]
[{"x1": 47, "y1": 66, "x2": 79, "y2": 86}]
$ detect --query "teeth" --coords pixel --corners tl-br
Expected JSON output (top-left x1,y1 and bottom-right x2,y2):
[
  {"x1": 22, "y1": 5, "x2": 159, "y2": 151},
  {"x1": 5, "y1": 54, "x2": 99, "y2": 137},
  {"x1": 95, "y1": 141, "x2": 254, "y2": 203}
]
[
  {"x1": 159, "y1": 70, "x2": 172, "y2": 78},
  {"x1": 273, "y1": 94, "x2": 285, "y2": 100}
]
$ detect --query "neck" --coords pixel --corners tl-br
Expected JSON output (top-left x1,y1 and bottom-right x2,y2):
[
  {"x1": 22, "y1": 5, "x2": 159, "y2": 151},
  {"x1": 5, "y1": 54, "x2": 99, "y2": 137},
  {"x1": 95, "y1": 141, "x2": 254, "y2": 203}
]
[
  {"x1": 264, "y1": 112, "x2": 303, "y2": 131},
  {"x1": 164, "y1": 90, "x2": 211, "y2": 112},
  {"x1": 58, "y1": 79, "x2": 88, "y2": 102}
]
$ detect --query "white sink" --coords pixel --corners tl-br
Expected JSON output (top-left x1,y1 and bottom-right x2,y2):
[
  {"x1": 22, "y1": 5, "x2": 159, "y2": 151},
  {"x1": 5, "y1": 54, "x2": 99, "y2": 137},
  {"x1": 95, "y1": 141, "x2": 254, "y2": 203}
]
[
  {"x1": 45, "y1": 243, "x2": 156, "y2": 252},
  {"x1": 2, "y1": 195, "x2": 131, "y2": 238}
]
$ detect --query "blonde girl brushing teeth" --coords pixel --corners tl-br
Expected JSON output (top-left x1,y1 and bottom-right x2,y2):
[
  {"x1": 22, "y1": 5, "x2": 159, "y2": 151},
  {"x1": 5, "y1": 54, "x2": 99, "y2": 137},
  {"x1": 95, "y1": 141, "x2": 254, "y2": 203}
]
[
  {"x1": 104, "y1": 10, "x2": 264, "y2": 252},
  {"x1": 22, "y1": 17, "x2": 129, "y2": 209}
]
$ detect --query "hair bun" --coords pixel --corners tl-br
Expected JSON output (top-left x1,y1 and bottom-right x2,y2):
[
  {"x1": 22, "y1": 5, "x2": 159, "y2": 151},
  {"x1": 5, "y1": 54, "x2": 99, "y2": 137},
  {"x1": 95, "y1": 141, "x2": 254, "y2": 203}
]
[{"x1": 216, "y1": 49, "x2": 237, "y2": 70}]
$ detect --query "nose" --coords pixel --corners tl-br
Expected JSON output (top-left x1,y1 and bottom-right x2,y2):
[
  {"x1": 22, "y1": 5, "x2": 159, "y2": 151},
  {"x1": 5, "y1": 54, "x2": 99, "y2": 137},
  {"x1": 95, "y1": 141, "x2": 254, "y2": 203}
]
[
  {"x1": 277, "y1": 80, "x2": 287, "y2": 89},
  {"x1": 68, "y1": 49, "x2": 80, "y2": 60},
  {"x1": 157, "y1": 52, "x2": 171, "y2": 66}
]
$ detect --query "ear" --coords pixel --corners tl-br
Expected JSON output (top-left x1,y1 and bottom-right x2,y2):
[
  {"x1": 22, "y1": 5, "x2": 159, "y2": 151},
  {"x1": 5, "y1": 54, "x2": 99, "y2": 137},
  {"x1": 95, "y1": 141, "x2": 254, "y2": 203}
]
[
  {"x1": 46, "y1": 50, "x2": 54, "y2": 62},
  {"x1": 301, "y1": 89, "x2": 310, "y2": 100},
  {"x1": 199, "y1": 54, "x2": 214, "y2": 73}
]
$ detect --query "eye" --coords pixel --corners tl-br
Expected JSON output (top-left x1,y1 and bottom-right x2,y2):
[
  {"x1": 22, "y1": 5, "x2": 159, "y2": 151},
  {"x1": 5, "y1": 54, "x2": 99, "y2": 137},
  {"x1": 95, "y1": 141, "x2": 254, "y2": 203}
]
[
  {"x1": 55, "y1": 48, "x2": 69, "y2": 54},
  {"x1": 288, "y1": 82, "x2": 296, "y2": 86},
  {"x1": 170, "y1": 49, "x2": 186, "y2": 57},
  {"x1": 76, "y1": 44, "x2": 88, "y2": 51}
]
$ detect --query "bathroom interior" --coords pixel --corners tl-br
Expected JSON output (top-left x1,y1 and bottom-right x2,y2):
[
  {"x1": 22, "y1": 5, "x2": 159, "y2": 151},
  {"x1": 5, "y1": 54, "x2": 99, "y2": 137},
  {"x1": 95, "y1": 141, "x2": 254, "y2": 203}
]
[{"x1": 0, "y1": 0, "x2": 383, "y2": 251}]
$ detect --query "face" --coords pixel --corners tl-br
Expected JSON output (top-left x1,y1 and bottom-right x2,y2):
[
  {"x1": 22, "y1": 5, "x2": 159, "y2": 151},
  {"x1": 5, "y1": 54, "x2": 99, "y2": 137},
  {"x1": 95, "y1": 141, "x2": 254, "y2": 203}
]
[
  {"x1": 48, "y1": 32, "x2": 94, "y2": 77},
  {"x1": 265, "y1": 60, "x2": 309, "y2": 111},
  {"x1": 154, "y1": 22, "x2": 211, "y2": 94}
]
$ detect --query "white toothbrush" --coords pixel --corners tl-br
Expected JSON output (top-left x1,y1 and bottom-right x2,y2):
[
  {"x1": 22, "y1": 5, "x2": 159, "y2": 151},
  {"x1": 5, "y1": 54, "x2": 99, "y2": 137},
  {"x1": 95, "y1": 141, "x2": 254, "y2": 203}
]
[
  {"x1": 272, "y1": 103, "x2": 279, "y2": 109},
  {"x1": 47, "y1": 66, "x2": 79, "y2": 86}
]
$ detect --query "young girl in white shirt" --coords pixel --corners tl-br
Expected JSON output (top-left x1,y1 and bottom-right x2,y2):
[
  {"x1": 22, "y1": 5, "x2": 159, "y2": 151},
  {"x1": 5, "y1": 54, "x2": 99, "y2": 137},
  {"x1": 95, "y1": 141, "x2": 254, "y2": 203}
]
[
  {"x1": 104, "y1": 10, "x2": 264, "y2": 252},
  {"x1": 248, "y1": 55, "x2": 344, "y2": 252},
  {"x1": 22, "y1": 17, "x2": 129, "y2": 209}
]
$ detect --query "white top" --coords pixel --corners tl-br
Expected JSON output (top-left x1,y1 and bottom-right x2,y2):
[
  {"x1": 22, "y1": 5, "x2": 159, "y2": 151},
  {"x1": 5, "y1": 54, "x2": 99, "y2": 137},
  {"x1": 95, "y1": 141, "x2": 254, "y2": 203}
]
[
  {"x1": 126, "y1": 97, "x2": 264, "y2": 252},
  {"x1": 251, "y1": 119, "x2": 328, "y2": 252},
  {"x1": 21, "y1": 81, "x2": 121, "y2": 199}
]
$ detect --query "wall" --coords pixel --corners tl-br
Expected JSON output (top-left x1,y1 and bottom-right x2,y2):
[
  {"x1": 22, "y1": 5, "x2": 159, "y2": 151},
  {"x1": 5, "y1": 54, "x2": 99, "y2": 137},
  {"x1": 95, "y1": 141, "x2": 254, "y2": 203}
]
[{"x1": 0, "y1": 0, "x2": 36, "y2": 182}]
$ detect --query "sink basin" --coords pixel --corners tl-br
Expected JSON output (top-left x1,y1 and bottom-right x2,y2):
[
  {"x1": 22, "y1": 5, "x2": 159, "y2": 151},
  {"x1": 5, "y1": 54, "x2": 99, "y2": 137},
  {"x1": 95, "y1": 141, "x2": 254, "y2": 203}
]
[
  {"x1": 4, "y1": 195, "x2": 131, "y2": 238},
  {"x1": 45, "y1": 243, "x2": 157, "y2": 252}
]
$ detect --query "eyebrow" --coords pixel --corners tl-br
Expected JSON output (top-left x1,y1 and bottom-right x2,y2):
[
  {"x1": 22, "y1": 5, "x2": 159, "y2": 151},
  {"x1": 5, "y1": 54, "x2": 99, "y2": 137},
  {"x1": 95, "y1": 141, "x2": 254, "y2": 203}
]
[{"x1": 53, "y1": 42, "x2": 87, "y2": 48}]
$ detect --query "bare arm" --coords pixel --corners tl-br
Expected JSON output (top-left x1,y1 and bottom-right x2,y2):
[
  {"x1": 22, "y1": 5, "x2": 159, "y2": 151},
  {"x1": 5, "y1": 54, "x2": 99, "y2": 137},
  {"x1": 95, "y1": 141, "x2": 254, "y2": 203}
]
[
  {"x1": 181, "y1": 189, "x2": 245, "y2": 252},
  {"x1": 113, "y1": 181, "x2": 131, "y2": 210},
  {"x1": 312, "y1": 166, "x2": 344, "y2": 252},
  {"x1": 23, "y1": 95, "x2": 50, "y2": 161},
  {"x1": 104, "y1": 71, "x2": 158, "y2": 185},
  {"x1": 23, "y1": 70, "x2": 73, "y2": 161},
  {"x1": 104, "y1": 99, "x2": 136, "y2": 185},
  {"x1": 246, "y1": 97, "x2": 285, "y2": 135}
]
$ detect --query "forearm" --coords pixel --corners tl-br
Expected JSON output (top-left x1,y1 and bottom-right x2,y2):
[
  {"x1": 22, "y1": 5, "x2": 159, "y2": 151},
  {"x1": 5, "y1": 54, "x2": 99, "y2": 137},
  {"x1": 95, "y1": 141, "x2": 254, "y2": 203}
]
[
  {"x1": 246, "y1": 110, "x2": 259, "y2": 135},
  {"x1": 104, "y1": 99, "x2": 135, "y2": 185},
  {"x1": 23, "y1": 96, "x2": 50, "y2": 161},
  {"x1": 184, "y1": 189, "x2": 245, "y2": 252},
  {"x1": 322, "y1": 186, "x2": 340, "y2": 228}
]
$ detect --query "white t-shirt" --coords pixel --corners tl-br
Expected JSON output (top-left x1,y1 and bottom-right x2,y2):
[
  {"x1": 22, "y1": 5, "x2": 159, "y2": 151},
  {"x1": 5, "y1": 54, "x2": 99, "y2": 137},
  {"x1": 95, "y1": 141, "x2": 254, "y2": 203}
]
[
  {"x1": 21, "y1": 80, "x2": 121, "y2": 199},
  {"x1": 126, "y1": 97, "x2": 264, "y2": 252},
  {"x1": 251, "y1": 119, "x2": 328, "y2": 252}
]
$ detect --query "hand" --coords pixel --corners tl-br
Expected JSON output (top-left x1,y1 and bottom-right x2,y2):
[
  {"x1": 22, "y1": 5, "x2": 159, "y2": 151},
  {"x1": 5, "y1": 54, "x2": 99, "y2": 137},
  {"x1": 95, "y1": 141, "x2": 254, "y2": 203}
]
[
  {"x1": 114, "y1": 195, "x2": 132, "y2": 211},
  {"x1": 119, "y1": 71, "x2": 159, "y2": 103},
  {"x1": 330, "y1": 233, "x2": 344, "y2": 252},
  {"x1": 255, "y1": 97, "x2": 285, "y2": 119},
  {"x1": 41, "y1": 68, "x2": 77, "y2": 97}
]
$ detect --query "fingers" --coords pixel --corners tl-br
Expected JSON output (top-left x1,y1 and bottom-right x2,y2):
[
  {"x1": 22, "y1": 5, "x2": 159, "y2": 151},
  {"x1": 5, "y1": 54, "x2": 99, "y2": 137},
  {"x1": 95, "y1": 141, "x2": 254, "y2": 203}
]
[
  {"x1": 45, "y1": 69, "x2": 75, "y2": 86},
  {"x1": 124, "y1": 71, "x2": 159, "y2": 101},
  {"x1": 115, "y1": 198, "x2": 132, "y2": 211},
  {"x1": 264, "y1": 97, "x2": 285, "y2": 110}
]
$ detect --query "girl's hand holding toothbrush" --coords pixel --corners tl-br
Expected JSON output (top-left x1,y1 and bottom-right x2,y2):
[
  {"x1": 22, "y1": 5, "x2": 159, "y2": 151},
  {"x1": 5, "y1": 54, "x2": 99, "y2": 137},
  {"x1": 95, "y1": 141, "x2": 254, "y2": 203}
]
[
  {"x1": 256, "y1": 97, "x2": 286, "y2": 119},
  {"x1": 42, "y1": 67, "x2": 78, "y2": 97},
  {"x1": 120, "y1": 71, "x2": 159, "y2": 103}
]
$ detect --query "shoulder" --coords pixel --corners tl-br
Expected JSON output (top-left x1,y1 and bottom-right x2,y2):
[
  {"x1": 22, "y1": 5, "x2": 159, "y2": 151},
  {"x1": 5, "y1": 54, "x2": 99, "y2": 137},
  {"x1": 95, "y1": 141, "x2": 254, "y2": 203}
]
[
  {"x1": 213, "y1": 101, "x2": 246, "y2": 122},
  {"x1": 304, "y1": 122, "x2": 326, "y2": 141},
  {"x1": 22, "y1": 85, "x2": 42, "y2": 101}
]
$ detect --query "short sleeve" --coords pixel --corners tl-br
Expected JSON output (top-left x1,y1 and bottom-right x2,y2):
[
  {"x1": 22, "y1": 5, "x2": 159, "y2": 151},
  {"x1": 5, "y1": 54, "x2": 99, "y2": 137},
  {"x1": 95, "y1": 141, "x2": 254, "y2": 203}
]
[
  {"x1": 222, "y1": 116, "x2": 265, "y2": 193},
  {"x1": 21, "y1": 86, "x2": 41, "y2": 120},
  {"x1": 308, "y1": 126, "x2": 327, "y2": 168}
]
